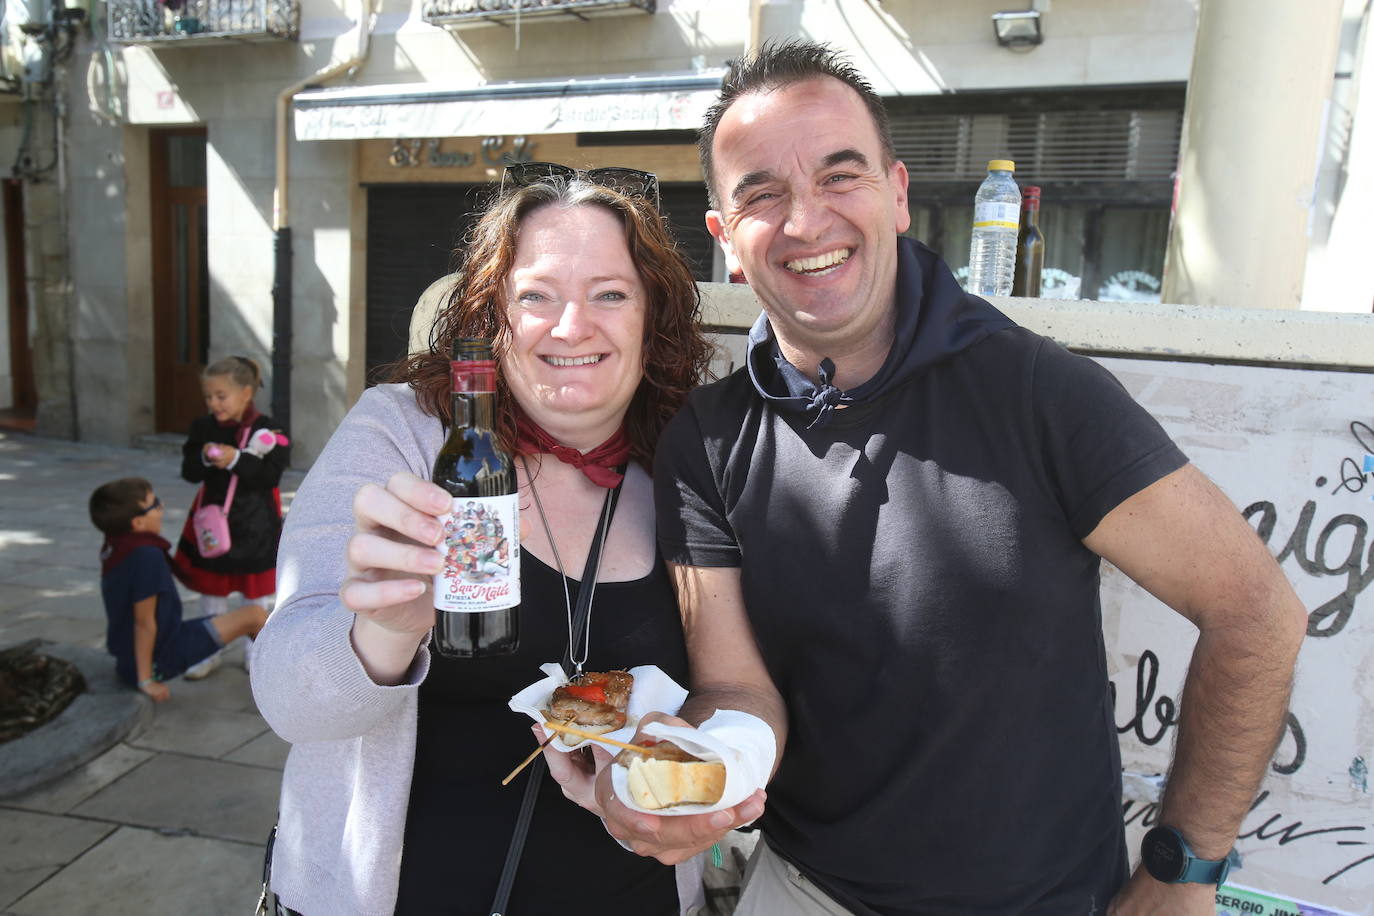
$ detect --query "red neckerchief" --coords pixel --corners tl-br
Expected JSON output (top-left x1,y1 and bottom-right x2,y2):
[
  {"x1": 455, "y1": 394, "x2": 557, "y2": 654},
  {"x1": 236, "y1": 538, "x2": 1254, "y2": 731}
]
[
  {"x1": 513, "y1": 414, "x2": 630, "y2": 488},
  {"x1": 100, "y1": 532, "x2": 173, "y2": 576},
  {"x1": 217, "y1": 404, "x2": 262, "y2": 430}
]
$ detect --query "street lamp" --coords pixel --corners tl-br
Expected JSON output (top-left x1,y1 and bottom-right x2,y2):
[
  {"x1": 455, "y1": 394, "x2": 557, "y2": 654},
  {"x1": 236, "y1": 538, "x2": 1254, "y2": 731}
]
[{"x1": 992, "y1": 10, "x2": 1043, "y2": 49}]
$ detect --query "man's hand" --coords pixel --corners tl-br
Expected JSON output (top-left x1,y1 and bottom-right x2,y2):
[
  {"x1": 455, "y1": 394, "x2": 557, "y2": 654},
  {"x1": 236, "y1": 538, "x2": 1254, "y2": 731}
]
[
  {"x1": 597, "y1": 777, "x2": 765, "y2": 865},
  {"x1": 541, "y1": 713, "x2": 768, "y2": 865},
  {"x1": 1107, "y1": 869, "x2": 1216, "y2": 915}
]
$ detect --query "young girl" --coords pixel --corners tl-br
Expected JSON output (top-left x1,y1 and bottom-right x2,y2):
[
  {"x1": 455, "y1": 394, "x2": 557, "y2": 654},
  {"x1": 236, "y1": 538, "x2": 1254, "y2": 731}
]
[{"x1": 174, "y1": 356, "x2": 289, "y2": 644}]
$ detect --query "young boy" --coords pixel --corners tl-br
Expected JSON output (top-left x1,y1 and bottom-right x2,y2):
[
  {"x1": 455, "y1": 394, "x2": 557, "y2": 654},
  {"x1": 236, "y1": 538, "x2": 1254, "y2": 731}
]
[{"x1": 89, "y1": 477, "x2": 266, "y2": 702}]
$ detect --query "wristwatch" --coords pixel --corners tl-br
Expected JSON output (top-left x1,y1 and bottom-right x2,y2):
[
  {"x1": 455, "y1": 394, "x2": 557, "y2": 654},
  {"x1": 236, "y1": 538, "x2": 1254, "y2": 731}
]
[{"x1": 1140, "y1": 826, "x2": 1231, "y2": 886}]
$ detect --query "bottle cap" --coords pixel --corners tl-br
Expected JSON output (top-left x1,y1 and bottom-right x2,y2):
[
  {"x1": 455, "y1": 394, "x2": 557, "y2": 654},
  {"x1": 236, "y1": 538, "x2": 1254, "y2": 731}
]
[
  {"x1": 1023, "y1": 186, "x2": 1041, "y2": 200},
  {"x1": 452, "y1": 337, "x2": 494, "y2": 361},
  {"x1": 988, "y1": 159, "x2": 1015, "y2": 172}
]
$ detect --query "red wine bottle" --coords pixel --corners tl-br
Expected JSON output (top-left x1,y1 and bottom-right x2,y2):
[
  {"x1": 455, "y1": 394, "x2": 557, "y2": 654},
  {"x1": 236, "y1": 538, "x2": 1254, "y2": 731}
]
[
  {"x1": 431, "y1": 338, "x2": 520, "y2": 657},
  {"x1": 1012, "y1": 185, "x2": 1045, "y2": 298}
]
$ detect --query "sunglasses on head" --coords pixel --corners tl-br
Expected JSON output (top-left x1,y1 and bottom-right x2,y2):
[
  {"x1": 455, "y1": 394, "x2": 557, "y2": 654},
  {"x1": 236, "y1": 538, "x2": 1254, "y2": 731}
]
[
  {"x1": 501, "y1": 161, "x2": 661, "y2": 210},
  {"x1": 134, "y1": 496, "x2": 162, "y2": 517}
]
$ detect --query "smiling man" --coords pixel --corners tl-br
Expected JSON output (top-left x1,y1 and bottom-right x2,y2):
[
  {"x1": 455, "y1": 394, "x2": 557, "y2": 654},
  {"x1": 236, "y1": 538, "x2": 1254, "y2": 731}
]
[{"x1": 590, "y1": 41, "x2": 1310, "y2": 916}]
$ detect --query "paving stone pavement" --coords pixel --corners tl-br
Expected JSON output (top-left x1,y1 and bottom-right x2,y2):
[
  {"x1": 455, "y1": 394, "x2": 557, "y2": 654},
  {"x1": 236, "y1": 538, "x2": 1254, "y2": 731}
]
[{"x1": 0, "y1": 431, "x2": 306, "y2": 915}]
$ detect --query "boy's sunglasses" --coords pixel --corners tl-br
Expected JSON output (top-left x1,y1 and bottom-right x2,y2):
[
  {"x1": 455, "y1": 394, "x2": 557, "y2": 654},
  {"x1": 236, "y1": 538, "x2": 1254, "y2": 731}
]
[
  {"x1": 501, "y1": 161, "x2": 661, "y2": 210},
  {"x1": 134, "y1": 496, "x2": 162, "y2": 516}
]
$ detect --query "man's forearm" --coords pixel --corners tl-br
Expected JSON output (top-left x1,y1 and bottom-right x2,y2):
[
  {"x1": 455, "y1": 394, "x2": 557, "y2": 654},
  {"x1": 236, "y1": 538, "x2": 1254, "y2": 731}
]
[
  {"x1": 1158, "y1": 620, "x2": 1303, "y2": 857},
  {"x1": 679, "y1": 683, "x2": 787, "y2": 776}
]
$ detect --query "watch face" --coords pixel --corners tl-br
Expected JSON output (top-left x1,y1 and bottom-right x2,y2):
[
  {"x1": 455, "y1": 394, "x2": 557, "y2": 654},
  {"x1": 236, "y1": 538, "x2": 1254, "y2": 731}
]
[{"x1": 1142, "y1": 827, "x2": 1187, "y2": 883}]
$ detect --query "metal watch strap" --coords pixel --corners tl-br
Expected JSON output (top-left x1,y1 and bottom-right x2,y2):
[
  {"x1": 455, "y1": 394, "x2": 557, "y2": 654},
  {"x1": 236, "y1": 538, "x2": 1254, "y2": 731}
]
[{"x1": 488, "y1": 474, "x2": 624, "y2": 916}]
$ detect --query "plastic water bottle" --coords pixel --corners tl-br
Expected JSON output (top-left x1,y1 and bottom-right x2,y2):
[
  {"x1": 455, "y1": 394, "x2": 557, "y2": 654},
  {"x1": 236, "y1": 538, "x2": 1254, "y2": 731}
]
[{"x1": 967, "y1": 160, "x2": 1021, "y2": 297}]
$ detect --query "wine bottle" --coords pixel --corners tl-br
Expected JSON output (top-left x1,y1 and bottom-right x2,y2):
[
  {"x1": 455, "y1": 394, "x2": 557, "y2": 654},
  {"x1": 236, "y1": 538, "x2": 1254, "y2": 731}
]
[
  {"x1": 1012, "y1": 185, "x2": 1045, "y2": 298},
  {"x1": 431, "y1": 338, "x2": 520, "y2": 657}
]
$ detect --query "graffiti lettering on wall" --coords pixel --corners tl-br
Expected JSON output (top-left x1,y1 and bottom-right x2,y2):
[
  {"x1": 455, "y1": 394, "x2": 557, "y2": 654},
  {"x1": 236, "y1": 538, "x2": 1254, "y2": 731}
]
[
  {"x1": 388, "y1": 136, "x2": 536, "y2": 169},
  {"x1": 1111, "y1": 649, "x2": 1176, "y2": 747},
  {"x1": 1323, "y1": 422, "x2": 1374, "y2": 498},
  {"x1": 1244, "y1": 421, "x2": 1374, "y2": 638},
  {"x1": 1112, "y1": 651, "x2": 1306, "y2": 772},
  {"x1": 1124, "y1": 791, "x2": 1373, "y2": 886}
]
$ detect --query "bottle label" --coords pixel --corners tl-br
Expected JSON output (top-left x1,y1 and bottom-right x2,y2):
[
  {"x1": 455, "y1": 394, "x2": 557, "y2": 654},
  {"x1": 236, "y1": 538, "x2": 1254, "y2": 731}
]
[
  {"x1": 451, "y1": 360, "x2": 497, "y2": 394},
  {"x1": 434, "y1": 493, "x2": 520, "y2": 613},
  {"x1": 973, "y1": 201, "x2": 1020, "y2": 230}
]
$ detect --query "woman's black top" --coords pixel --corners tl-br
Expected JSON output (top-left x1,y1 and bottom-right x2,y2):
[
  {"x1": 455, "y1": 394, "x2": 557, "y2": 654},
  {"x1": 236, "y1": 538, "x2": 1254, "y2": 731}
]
[{"x1": 395, "y1": 546, "x2": 688, "y2": 916}]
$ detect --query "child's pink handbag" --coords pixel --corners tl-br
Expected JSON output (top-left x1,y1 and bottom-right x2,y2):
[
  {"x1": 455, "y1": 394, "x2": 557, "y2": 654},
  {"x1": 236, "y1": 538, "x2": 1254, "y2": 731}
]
[{"x1": 191, "y1": 427, "x2": 250, "y2": 558}]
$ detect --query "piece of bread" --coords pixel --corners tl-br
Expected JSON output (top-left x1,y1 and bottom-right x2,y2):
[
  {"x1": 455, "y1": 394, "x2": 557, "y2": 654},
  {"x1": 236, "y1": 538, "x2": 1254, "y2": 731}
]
[{"x1": 625, "y1": 755, "x2": 727, "y2": 809}]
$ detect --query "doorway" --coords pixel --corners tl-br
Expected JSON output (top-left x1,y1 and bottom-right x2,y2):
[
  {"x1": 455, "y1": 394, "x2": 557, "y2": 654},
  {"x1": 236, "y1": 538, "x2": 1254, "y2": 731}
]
[
  {"x1": 2, "y1": 178, "x2": 35, "y2": 427},
  {"x1": 150, "y1": 128, "x2": 209, "y2": 433}
]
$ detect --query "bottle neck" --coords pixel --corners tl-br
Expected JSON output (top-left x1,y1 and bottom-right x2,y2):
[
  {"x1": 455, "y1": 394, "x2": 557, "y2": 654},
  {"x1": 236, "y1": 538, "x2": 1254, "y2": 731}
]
[
  {"x1": 1022, "y1": 201, "x2": 1040, "y2": 224},
  {"x1": 450, "y1": 360, "x2": 498, "y2": 432},
  {"x1": 452, "y1": 392, "x2": 498, "y2": 431}
]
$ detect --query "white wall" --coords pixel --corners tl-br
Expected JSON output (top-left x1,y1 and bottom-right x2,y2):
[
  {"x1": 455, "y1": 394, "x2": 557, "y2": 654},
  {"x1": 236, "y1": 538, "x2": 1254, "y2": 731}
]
[
  {"x1": 0, "y1": 116, "x2": 23, "y2": 411},
  {"x1": 67, "y1": 84, "x2": 139, "y2": 444},
  {"x1": 113, "y1": 37, "x2": 360, "y2": 459},
  {"x1": 107, "y1": 0, "x2": 1204, "y2": 462},
  {"x1": 296, "y1": 0, "x2": 1199, "y2": 94},
  {"x1": 1303, "y1": 1, "x2": 1374, "y2": 314},
  {"x1": 1102, "y1": 357, "x2": 1374, "y2": 914},
  {"x1": 761, "y1": 0, "x2": 1198, "y2": 93}
]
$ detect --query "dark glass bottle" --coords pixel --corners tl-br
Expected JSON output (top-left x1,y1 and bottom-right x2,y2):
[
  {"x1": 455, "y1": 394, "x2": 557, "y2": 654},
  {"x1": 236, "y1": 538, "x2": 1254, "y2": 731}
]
[
  {"x1": 1012, "y1": 185, "x2": 1045, "y2": 298},
  {"x1": 431, "y1": 338, "x2": 520, "y2": 657}
]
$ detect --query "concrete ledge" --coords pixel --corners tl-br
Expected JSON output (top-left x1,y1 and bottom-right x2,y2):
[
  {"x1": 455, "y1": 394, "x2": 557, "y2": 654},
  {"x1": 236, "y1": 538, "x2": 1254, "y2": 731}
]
[
  {"x1": 0, "y1": 642, "x2": 152, "y2": 798},
  {"x1": 994, "y1": 298, "x2": 1374, "y2": 370},
  {"x1": 699, "y1": 283, "x2": 1374, "y2": 371},
  {"x1": 408, "y1": 275, "x2": 1374, "y2": 372}
]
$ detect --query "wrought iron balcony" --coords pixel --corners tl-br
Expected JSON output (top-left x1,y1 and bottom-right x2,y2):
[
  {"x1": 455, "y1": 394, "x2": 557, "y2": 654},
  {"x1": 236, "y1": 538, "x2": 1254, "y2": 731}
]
[
  {"x1": 108, "y1": 0, "x2": 299, "y2": 44},
  {"x1": 423, "y1": 0, "x2": 654, "y2": 30}
]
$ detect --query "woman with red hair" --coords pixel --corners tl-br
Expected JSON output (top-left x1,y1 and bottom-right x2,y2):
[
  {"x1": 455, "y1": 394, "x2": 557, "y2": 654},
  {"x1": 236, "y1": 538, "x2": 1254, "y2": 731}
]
[{"x1": 252, "y1": 169, "x2": 713, "y2": 915}]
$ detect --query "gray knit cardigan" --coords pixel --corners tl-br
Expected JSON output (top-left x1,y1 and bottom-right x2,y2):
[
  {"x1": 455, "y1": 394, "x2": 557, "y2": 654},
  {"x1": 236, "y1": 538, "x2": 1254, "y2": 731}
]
[{"x1": 250, "y1": 384, "x2": 702, "y2": 915}]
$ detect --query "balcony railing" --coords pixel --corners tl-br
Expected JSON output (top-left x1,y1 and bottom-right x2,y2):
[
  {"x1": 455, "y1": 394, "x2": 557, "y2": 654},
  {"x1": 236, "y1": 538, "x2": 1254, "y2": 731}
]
[
  {"x1": 108, "y1": 0, "x2": 299, "y2": 43},
  {"x1": 423, "y1": 0, "x2": 654, "y2": 29}
]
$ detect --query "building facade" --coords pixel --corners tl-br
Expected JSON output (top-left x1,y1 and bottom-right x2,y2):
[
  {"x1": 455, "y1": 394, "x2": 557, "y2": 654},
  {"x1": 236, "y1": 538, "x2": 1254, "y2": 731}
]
[{"x1": 0, "y1": 0, "x2": 1365, "y2": 462}]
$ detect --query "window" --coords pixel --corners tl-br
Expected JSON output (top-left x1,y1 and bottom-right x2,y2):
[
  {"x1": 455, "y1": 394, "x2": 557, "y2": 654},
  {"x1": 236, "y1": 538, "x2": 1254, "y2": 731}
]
[{"x1": 889, "y1": 87, "x2": 1183, "y2": 301}]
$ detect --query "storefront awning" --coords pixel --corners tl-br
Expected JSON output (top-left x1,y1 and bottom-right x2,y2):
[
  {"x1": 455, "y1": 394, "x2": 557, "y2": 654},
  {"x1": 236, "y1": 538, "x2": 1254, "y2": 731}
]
[{"x1": 292, "y1": 71, "x2": 727, "y2": 141}]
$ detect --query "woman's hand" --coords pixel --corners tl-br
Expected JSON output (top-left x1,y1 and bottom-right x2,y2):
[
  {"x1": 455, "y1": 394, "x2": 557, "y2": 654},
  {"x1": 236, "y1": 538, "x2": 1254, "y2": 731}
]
[
  {"x1": 540, "y1": 723, "x2": 611, "y2": 815},
  {"x1": 340, "y1": 471, "x2": 450, "y2": 682}
]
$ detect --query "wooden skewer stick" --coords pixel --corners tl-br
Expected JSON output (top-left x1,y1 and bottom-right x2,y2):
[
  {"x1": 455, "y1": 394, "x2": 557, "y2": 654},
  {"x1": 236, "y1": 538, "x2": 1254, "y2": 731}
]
[
  {"x1": 502, "y1": 733, "x2": 557, "y2": 786},
  {"x1": 540, "y1": 720, "x2": 656, "y2": 756}
]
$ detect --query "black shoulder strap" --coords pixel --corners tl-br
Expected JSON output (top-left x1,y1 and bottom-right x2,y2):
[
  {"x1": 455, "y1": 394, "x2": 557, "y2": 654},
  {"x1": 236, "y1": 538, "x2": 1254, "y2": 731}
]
[
  {"x1": 489, "y1": 472, "x2": 625, "y2": 916},
  {"x1": 560, "y1": 475, "x2": 625, "y2": 677}
]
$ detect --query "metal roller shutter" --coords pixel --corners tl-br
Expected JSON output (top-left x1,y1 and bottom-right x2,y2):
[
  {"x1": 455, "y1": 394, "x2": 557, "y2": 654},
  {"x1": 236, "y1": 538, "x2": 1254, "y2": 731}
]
[
  {"x1": 365, "y1": 180, "x2": 714, "y2": 383},
  {"x1": 365, "y1": 184, "x2": 488, "y2": 381}
]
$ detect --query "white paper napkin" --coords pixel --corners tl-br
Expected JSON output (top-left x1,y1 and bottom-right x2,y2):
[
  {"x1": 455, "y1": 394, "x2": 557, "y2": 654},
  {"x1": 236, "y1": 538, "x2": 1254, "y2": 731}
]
[
  {"x1": 609, "y1": 710, "x2": 776, "y2": 817},
  {"x1": 509, "y1": 664, "x2": 775, "y2": 816},
  {"x1": 508, "y1": 662, "x2": 689, "y2": 753}
]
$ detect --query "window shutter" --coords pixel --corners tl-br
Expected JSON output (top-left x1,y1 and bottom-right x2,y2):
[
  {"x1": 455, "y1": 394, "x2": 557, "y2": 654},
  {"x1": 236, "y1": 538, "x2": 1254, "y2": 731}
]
[{"x1": 893, "y1": 108, "x2": 1182, "y2": 183}]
